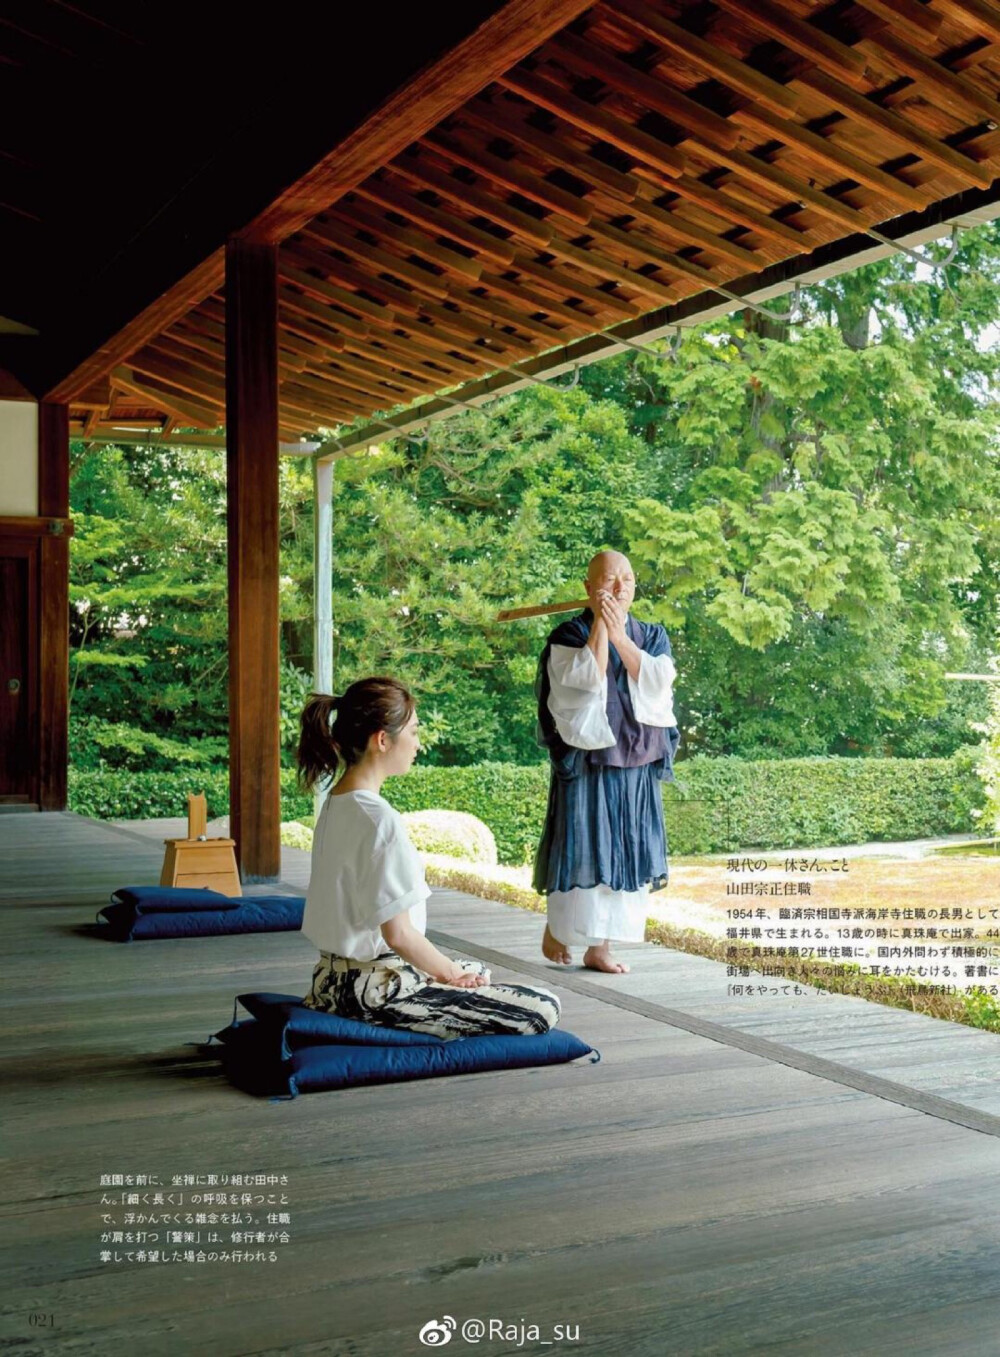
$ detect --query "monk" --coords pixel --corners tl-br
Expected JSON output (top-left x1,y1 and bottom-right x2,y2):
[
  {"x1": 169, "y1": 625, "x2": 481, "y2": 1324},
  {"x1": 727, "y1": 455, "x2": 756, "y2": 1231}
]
[{"x1": 533, "y1": 550, "x2": 680, "y2": 973}]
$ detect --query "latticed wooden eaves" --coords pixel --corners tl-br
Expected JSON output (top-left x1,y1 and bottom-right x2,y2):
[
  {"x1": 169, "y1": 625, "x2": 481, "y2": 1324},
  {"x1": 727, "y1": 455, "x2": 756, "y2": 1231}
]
[{"x1": 72, "y1": 0, "x2": 1000, "y2": 441}]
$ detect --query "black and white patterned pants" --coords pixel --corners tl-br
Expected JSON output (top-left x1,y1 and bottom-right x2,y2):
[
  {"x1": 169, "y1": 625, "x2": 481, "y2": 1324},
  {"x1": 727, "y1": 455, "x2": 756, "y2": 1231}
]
[{"x1": 304, "y1": 951, "x2": 561, "y2": 1041}]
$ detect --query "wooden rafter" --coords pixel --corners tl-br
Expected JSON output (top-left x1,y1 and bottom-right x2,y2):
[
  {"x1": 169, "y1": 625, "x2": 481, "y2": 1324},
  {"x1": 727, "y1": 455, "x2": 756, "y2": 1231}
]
[{"x1": 45, "y1": 0, "x2": 1000, "y2": 438}]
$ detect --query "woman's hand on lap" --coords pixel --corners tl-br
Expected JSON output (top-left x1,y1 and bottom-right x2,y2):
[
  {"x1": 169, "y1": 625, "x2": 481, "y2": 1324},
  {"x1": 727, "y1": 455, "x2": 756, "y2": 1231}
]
[{"x1": 447, "y1": 972, "x2": 491, "y2": 988}]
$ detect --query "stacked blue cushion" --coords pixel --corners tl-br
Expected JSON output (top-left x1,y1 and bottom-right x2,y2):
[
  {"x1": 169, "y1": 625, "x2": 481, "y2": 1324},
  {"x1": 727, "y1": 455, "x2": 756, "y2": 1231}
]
[
  {"x1": 97, "y1": 887, "x2": 305, "y2": 941},
  {"x1": 212, "y1": 991, "x2": 598, "y2": 1096}
]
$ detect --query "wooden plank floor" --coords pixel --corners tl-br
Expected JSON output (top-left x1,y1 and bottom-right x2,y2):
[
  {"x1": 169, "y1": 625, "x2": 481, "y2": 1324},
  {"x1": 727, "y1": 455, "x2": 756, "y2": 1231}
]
[{"x1": 2, "y1": 812, "x2": 1000, "y2": 1357}]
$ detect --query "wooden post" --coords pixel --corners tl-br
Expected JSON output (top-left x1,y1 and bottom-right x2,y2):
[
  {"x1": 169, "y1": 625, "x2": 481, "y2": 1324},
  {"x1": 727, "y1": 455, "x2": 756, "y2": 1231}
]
[
  {"x1": 313, "y1": 457, "x2": 334, "y2": 823},
  {"x1": 225, "y1": 240, "x2": 281, "y2": 881},
  {"x1": 38, "y1": 402, "x2": 69, "y2": 811}
]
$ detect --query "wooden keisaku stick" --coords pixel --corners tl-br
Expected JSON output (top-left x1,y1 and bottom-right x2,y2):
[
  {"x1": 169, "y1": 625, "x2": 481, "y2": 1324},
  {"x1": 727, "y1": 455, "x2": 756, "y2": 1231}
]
[{"x1": 496, "y1": 598, "x2": 589, "y2": 622}]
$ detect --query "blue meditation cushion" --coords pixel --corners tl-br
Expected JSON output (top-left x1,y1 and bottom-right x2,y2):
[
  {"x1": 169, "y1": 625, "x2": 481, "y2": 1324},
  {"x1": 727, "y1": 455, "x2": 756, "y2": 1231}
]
[
  {"x1": 97, "y1": 895, "x2": 305, "y2": 941},
  {"x1": 212, "y1": 992, "x2": 598, "y2": 1097},
  {"x1": 112, "y1": 885, "x2": 238, "y2": 913},
  {"x1": 237, "y1": 991, "x2": 444, "y2": 1053}
]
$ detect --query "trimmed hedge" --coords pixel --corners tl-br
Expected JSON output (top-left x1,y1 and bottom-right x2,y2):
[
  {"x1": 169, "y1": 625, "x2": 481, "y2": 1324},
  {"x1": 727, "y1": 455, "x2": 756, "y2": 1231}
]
[
  {"x1": 68, "y1": 768, "x2": 313, "y2": 826},
  {"x1": 69, "y1": 749, "x2": 985, "y2": 864}
]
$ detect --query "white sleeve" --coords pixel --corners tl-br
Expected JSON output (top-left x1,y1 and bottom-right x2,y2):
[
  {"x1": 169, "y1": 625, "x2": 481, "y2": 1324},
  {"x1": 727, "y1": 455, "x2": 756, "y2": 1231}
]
[
  {"x1": 547, "y1": 644, "x2": 615, "y2": 749},
  {"x1": 366, "y1": 822, "x2": 431, "y2": 927},
  {"x1": 628, "y1": 651, "x2": 677, "y2": 727}
]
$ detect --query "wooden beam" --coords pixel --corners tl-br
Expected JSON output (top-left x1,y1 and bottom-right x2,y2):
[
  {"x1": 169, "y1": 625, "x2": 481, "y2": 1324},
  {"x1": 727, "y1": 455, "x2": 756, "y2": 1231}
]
[
  {"x1": 548, "y1": 30, "x2": 740, "y2": 149},
  {"x1": 389, "y1": 155, "x2": 555, "y2": 248},
  {"x1": 356, "y1": 178, "x2": 519, "y2": 265},
  {"x1": 460, "y1": 100, "x2": 641, "y2": 199},
  {"x1": 602, "y1": 0, "x2": 800, "y2": 118},
  {"x1": 129, "y1": 347, "x2": 228, "y2": 406},
  {"x1": 225, "y1": 240, "x2": 281, "y2": 881},
  {"x1": 852, "y1": 0, "x2": 943, "y2": 49},
  {"x1": 279, "y1": 309, "x2": 348, "y2": 353},
  {"x1": 279, "y1": 285, "x2": 371, "y2": 338},
  {"x1": 328, "y1": 201, "x2": 483, "y2": 280},
  {"x1": 475, "y1": 269, "x2": 605, "y2": 326},
  {"x1": 637, "y1": 178, "x2": 808, "y2": 249},
  {"x1": 538, "y1": 229, "x2": 680, "y2": 303},
  {"x1": 279, "y1": 265, "x2": 394, "y2": 326},
  {"x1": 46, "y1": 250, "x2": 224, "y2": 403},
  {"x1": 295, "y1": 224, "x2": 572, "y2": 342},
  {"x1": 38, "y1": 402, "x2": 69, "y2": 811},
  {"x1": 111, "y1": 367, "x2": 220, "y2": 429},
  {"x1": 284, "y1": 246, "x2": 537, "y2": 351},
  {"x1": 860, "y1": 29, "x2": 1000, "y2": 126},
  {"x1": 692, "y1": 142, "x2": 878, "y2": 232},
  {"x1": 930, "y1": 0, "x2": 1000, "y2": 49},
  {"x1": 498, "y1": 67, "x2": 687, "y2": 178},
  {"x1": 301, "y1": 222, "x2": 453, "y2": 299},
  {"x1": 123, "y1": 371, "x2": 225, "y2": 424},
  {"x1": 422, "y1": 128, "x2": 594, "y2": 223},
  {"x1": 796, "y1": 68, "x2": 996, "y2": 187},
  {"x1": 546, "y1": 212, "x2": 732, "y2": 292},
  {"x1": 511, "y1": 254, "x2": 644, "y2": 316},
  {"x1": 238, "y1": 0, "x2": 602, "y2": 243},
  {"x1": 304, "y1": 347, "x2": 430, "y2": 397},
  {"x1": 729, "y1": 106, "x2": 931, "y2": 209},
  {"x1": 71, "y1": 378, "x2": 113, "y2": 410},
  {"x1": 710, "y1": 0, "x2": 869, "y2": 89},
  {"x1": 602, "y1": 190, "x2": 766, "y2": 267}
]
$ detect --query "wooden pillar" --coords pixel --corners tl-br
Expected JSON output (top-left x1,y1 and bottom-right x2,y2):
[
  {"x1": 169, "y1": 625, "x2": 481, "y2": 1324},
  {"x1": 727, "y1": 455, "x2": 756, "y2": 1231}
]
[
  {"x1": 38, "y1": 402, "x2": 69, "y2": 811},
  {"x1": 225, "y1": 240, "x2": 281, "y2": 881},
  {"x1": 313, "y1": 457, "x2": 334, "y2": 822}
]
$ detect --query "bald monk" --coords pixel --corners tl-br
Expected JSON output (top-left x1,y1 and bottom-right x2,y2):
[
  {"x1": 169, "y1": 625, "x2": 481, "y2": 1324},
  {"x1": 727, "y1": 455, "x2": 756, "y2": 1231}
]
[{"x1": 533, "y1": 550, "x2": 681, "y2": 973}]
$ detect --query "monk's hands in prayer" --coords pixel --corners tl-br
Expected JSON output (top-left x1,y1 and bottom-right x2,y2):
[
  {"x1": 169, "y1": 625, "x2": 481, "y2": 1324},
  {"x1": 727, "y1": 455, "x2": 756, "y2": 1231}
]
[{"x1": 599, "y1": 590, "x2": 628, "y2": 646}]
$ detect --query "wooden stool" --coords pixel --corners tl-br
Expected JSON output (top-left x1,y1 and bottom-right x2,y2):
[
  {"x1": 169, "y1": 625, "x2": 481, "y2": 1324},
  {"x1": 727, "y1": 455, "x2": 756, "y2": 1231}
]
[{"x1": 159, "y1": 793, "x2": 241, "y2": 897}]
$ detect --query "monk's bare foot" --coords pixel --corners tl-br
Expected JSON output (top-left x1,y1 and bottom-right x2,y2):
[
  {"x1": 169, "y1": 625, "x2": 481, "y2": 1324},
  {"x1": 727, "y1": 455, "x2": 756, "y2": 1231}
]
[
  {"x1": 583, "y1": 943, "x2": 630, "y2": 974},
  {"x1": 542, "y1": 924, "x2": 572, "y2": 965}
]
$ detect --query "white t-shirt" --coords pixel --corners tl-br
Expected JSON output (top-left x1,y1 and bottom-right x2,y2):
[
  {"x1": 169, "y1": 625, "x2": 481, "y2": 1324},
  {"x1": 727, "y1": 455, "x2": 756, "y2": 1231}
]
[{"x1": 303, "y1": 789, "x2": 429, "y2": 961}]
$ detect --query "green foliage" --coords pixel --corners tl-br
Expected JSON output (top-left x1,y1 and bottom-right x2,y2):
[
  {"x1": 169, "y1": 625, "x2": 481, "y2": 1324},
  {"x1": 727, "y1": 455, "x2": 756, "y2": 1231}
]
[
  {"x1": 400, "y1": 810, "x2": 498, "y2": 864},
  {"x1": 280, "y1": 820, "x2": 315, "y2": 851},
  {"x1": 380, "y1": 763, "x2": 550, "y2": 863},
  {"x1": 660, "y1": 747, "x2": 984, "y2": 854},
  {"x1": 68, "y1": 768, "x2": 312, "y2": 824},
  {"x1": 68, "y1": 224, "x2": 1000, "y2": 772},
  {"x1": 69, "y1": 753, "x2": 984, "y2": 861},
  {"x1": 70, "y1": 717, "x2": 227, "y2": 773},
  {"x1": 962, "y1": 986, "x2": 1000, "y2": 1031},
  {"x1": 970, "y1": 644, "x2": 1000, "y2": 836}
]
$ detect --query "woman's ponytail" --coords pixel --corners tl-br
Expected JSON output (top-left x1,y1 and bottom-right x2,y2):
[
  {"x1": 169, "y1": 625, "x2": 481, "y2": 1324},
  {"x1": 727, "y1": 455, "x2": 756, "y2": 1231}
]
[
  {"x1": 296, "y1": 693, "x2": 342, "y2": 791},
  {"x1": 296, "y1": 677, "x2": 415, "y2": 790}
]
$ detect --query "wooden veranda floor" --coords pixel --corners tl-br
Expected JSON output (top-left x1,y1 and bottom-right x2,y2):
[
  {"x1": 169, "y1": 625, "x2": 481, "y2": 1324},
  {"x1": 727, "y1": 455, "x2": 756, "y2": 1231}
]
[{"x1": 2, "y1": 812, "x2": 1000, "y2": 1357}]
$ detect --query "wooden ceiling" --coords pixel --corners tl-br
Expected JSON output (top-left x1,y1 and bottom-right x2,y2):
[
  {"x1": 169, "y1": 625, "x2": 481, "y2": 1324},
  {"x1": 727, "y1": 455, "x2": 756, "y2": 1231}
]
[{"x1": 67, "y1": 0, "x2": 1000, "y2": 442}]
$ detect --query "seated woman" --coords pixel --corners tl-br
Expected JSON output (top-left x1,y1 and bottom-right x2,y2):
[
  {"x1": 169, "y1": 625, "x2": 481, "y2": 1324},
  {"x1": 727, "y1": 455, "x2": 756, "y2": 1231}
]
[{"x1": 297, "y1": 676, "x2": 561, "y2": 1041}]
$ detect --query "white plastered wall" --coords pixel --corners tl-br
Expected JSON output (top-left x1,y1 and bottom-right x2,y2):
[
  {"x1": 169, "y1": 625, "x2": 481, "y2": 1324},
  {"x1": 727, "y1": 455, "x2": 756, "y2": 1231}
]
[{"x1": 0, "y1": 399, "x2": 39, "y2": 516}]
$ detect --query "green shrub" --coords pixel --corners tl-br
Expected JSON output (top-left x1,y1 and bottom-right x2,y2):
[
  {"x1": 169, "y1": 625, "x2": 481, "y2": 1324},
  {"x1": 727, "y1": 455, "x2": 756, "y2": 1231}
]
[
  {"x1": 69, "y1": 751, "x2": 986, "y2": 864},
  {"x1": 382, "y1": 763, "x2": 548, "y2": 864},
  {"x1": 401, "y1": 810, "x2": 497, "y2": 864},
  {"x1": 280, "y1": 820, "x2": 314, "y2": 851},
  {"x1": 68, "y1": 767, "x2": 313, "y2": 824}
]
